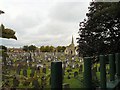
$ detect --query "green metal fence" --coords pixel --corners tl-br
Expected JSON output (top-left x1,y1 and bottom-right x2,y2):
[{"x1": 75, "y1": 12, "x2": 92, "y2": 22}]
[
  {"x1": 51, "y1": 53, "x2": 120, "y2": 89},
  {"x1": 83, "y1": 53, "x2": 120, "y2": 89}
]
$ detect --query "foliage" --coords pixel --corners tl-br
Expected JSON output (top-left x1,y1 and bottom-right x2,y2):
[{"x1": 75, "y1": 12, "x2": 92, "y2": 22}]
[
  {"x1": 0, "y1": 24, "x2": 17, "y2": 40},
  {"x1": 0, "y1": 10, "x2": 17, "y2": 40},
  {"x1": 39, "y1": 46, "x2": 66, "y2": 52},
  {"x1": 23, "y1": 45, "x2": 37, "y2": 52},
  {"x1": 40, "y1": 46, "x2": 54, "y2": 52},
  {"x1": 29, "y1": 45, "x2": 37, "y2": 52},
  {"x1": 23, "y1": 45, "x2": 29, "y2": 52},
  {"x1": 0, "y1": 45, "x2": 7, "y2": 52},
  {"x1": 77, "y1": 1, "x2": 120, "y2": 57},
  {"x1": 0, "y1": 10, "x2": 4, "y2": 15},
  {"x1": 56, "y1": 46, "x2": 66, "y2": 52}
]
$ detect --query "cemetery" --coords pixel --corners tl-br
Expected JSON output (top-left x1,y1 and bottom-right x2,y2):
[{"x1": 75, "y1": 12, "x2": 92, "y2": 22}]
[
  {"x1": 1, "y1": 50, "x2": 85, "y2": 89},
  {"x1": 1, "y1": 1, "x2": 120, "y2": 90},
  {"x1": 1, "y1": 24, "x2": 120, "y2": 89},
  {"x1": 2, "y1": 48, "x2": 120, "y2": 89}
]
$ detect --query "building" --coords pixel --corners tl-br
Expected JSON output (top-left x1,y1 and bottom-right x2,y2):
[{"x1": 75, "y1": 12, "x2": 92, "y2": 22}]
[
  {"x1": 8, "y1": 48, "x2": 24, "y2": 53},
  {"x1": 64, "y1": 36, "x2": 77, "y2": 56}
]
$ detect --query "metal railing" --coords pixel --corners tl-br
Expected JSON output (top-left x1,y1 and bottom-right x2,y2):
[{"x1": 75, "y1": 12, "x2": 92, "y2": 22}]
[{"x1": 51, "y1": 53, "x2": 120, "y2": 89}]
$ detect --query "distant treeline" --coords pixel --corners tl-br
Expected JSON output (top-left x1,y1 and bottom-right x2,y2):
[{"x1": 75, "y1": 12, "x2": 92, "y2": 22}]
[
  {"x1": 23, "y1": 45, "x2": 66, "y2": 52},
  {"x1": 0, "y1": 45, "x2": 66, "y2": 52}
]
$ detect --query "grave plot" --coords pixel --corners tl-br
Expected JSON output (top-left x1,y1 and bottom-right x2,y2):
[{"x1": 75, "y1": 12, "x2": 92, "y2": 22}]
[{"x1": 2, "y1": 51, "x2": 85, "y2": 89}]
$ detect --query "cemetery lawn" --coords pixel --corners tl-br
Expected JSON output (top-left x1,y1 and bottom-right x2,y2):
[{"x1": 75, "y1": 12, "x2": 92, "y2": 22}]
[
  {"x1": 2, "y1": 51, "x2": 112, "y2": 89},
  {"x1": 63, "y1": 74, "x2": 84, "y2": 88}
]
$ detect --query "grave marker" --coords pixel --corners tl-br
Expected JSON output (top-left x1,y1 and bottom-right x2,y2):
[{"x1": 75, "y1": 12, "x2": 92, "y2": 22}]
[
  {"x1": 13, "y1": 77, "x2": 20, "y2": 87},
  {"x1": 32, "y1": 79, "x2": 40, "y2": 89},
  {"x1": 74, "y1": 71, "x2": 78, "y2": 78},
  {"x1": 23, "y1": 69, "x2": 27, "y2": 77}
]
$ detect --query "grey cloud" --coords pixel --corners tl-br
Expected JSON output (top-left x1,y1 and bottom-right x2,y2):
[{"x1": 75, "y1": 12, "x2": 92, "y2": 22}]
[
  {"x1": 49, "y1": 2, "x2": 89, "y2": 23},
  {"x1": 1, "y1": 12, "x2": 44, "y2": 35},
  {"x1": 0, "y1": 1, "x2": 90, "y2": 47}
]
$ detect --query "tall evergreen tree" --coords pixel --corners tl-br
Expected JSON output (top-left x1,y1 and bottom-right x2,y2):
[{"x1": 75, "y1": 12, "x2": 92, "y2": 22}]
[{"x1": 77, "y1": 1, "x2": 120, "y2": 57}]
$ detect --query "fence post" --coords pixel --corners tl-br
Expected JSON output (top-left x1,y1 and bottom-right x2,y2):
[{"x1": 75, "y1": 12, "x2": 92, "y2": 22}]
[
  {"x1": 84, "y1": 57, "x2": 92, "y2": 88},
  {"x1": 51, "y1": 61, "x2": 62, "y2": 90},
  {"x1": 99, "y1": 55, "x2": 106, "y2": 88},
  {"x1": 115, "y1": 53, "x2": 120, "y2": 79},
  {"x1": 108, "y1": 54, "x2": 115, "y2": 81}
]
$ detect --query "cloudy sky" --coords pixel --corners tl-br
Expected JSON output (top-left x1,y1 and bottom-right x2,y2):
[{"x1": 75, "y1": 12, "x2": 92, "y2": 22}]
[{"x1": 0, "y1": 0, "x2": 91, "y2": 48}]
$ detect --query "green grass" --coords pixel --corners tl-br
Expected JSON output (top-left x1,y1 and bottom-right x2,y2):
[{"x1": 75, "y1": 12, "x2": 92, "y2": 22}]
[
  {"x1": 63, "y1": 74, "x2": 84, "y2": 88},
  {"x1": 2, "y1": 56, "x2": 112, "y2": 89}
]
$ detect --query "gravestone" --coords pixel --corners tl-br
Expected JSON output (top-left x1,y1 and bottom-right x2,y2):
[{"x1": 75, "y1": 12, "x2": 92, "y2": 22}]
[
  {"x1": 67, "y1": 75, "x2": 71, "y2": 79},
  {"x1": 23, "y1": 69, "x2": 27, "y2": 77},
  {"x1": 29, "y1": 53, "x2": 33, "y2": 62},
  {"x1": 16, "y1": 64, "x2": 21, "y2": 75},
  {"x1": 92, "y1": 67, "x2": 97, "y2": 80},
  {"x1": 41, "y1": 75, "x2": 46, "y2": 88},
  {"x1": 23, "y1": 81, "x2": 30, "y2": 86},
  {"x1": 79, "y1": 65, "x2": 83, "y2": 73},
  {"x1": 49, "y1": 77, "x2": 51, "y2": 85},
  {"x1": 67, "y1": 69, "x2": 70, "y2": 73},
  {"x1": 13, "y1": 77, "x2": 20, "y2": 87},
  {"x1": 62, "y1": 68, "x2": 65, "y2": 75},
  {"x1": 29, "y1": 63, "x2": 32, "y2": 69},
  {"x1": 76, "y1": 63, "x2": 79, "y2": 68},
  {"x1": 36, "y1": 66, "x2": 40, "y2": 74},
  {"x1": 98, "y1": 66, "x2": 100, "y2": 72},
  {"x1": 74, "y1": 71, "x2": 78, "y2": 78},
  {"x1": 30, "y1": 68, "x2": 35, "y2": 77},
  {"x1": 72, "y1": 64, "x2": 75, "y2": 69},
  {"x1": 42, "y1": 68, "x2": 46, "y2": 74},
  {"x1": 69, "y1": 68, "x2": 72, "y2": 72},
  {"x1": 32, "y1": 79, "x2": 40, "y2": 88}
]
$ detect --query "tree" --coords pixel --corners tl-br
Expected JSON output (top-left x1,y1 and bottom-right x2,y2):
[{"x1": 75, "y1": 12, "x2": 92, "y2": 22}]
[
  {"x1": 49, "y1": 46, "x2": 54, "y2": 52},
  {"x1": 0, "y1": 45, "x2": 7, "y2": 52},
  {"x1": 77, "y1": 1, "x2": 120, "y2": 57},
  {"x1": 23, "y1": 45, "x2": 29, "y2": 52},
  {"x1": 0, "y1": 10, "x2": 4, "y2": 15},
  {"x1": 0, "y1": 24, "x2": 17, "y2": 40},
  {"x1": 40, "y1": 46, "x2": 55, "y2": 52},
  {"x1": 40, "y1": 46, "x2": 45, "y2": 52},
  {"x1": 62, "y1": 46, "x2": 66, "y2": 52},
  {"x1": 56, "y1": 46, "x2": 66, "y2": 52},
  {"x1": 0, "y1": 45, "x2": 8, "y2": 66},
  {"x1": 28, "y1": 45, "x2": 37, "y2": 52},
  {"x1": 0, "y1": 11, "x2": 17, "y2": 40}
]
